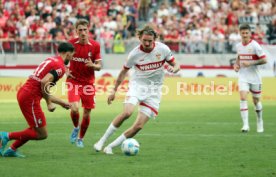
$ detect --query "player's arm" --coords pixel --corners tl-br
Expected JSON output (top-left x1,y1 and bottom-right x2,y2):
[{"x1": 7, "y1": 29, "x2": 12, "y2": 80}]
[
  {"x1": 107, "y1": 67, "x2": 129, "y2": 105},
  {"x1": 167, "y1": 59, "x2": 180, "y2": 73},
  {"x1": 41, "y1": 72, "x2": 71, "y2": 112},
  {"x1": 241, "y1": 57, "x2": 267, "y2": 68},
  {"x1": 234, "y1": 56, "x2": 240, "y2": 72},
  {"x1": 85, "y1": 60, "x2": 102, "y2": 71},
  {"x1": 242, "y1": 57, "x2": 267, "y2": 67}
]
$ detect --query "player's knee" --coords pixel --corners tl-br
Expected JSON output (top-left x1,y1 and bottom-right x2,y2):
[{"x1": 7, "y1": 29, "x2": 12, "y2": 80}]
[
  {"x1": 122, "y1": 111, "x2": 132, "y2": 119},
  {"x1": 37, "y1": 132, "x2": 48, "y2": 140},
  {"x1": 71, "y1": 109, "x2": 79, "y2": 115}
]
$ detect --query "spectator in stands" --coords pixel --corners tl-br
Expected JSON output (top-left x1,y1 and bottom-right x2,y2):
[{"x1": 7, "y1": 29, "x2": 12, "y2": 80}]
[
  {"x1": 138, "y1": 0, "x2": 150, "y2": 21},
  {"x1": 0, "y1": 11, "x2": 8, "y2": 28},
  {"x1": 125, "y1": 1, "x2": 137, "y2": 38},
  {"x1": 267, "y1": 18, "x2": 276, "y2": 44},
  {"x1": 113, "y1": 31, "x2": 125, "y2": 54},
  {"x1": 228, "y1": 26, "x2": 241, "y2": 53},
  {"x1": 100, "y1": 26, "x2": 114, "y2": 54},
  {"x1": 210, "y1": 28, "x2": 225, "y2": 53},
  {"x1": 149, "y1": 11, "x2": 162, "y2": 25},
  {"x1": 157, "y1": 3, "x2": 169, "y2": 18}
]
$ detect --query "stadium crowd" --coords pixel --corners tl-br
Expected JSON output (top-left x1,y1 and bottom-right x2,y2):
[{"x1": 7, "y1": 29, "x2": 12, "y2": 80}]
[{"x1": 0, "y1": 0, "x2": 275, "y2": 54}]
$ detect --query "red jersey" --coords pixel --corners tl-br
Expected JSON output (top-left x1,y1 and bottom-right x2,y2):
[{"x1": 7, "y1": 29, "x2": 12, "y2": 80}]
[
  {"x1": 68, "y1": 38, "x2": 101, "y2": 84},
  {"x1": 22, "y1": 56, "x2": 66, "y2": 98}
]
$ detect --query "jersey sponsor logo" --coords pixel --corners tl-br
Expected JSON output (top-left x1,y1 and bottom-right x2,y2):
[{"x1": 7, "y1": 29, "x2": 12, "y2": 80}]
[
  {"x1": 136, "y1": 60, "x2": 165, "y2": 71},
  {"x1": 72, "y1": 57, "x2": 90, "y2": 63},
  {"x1": 239, "y1": 54, "x2": 259, "y2": 60}
]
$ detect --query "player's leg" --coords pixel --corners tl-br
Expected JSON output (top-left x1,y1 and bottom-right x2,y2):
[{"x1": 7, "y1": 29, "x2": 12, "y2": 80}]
[
  {"x1": 250, "y1": 84, "x2": 263, "y2": 133},
  {"x1": 77, "y1": 85, "x2": 95, "y2": 148},
  {"x1": 239, "y1": 82, "x2": 250, "y2": 132},
  {"x1": 103, "y1": 98, "x2": 158, "y2": 154},
  {"x1": 94, "y1": 101, "x2": 137, "y2": 152},
  {"x1": 76, "y1": 108, "x2": 91, "y2": 148},
  {"x1": 103, "y1": 111, "x2": 149, "y2": 155},
  {"x1": 2, "y1": 90, "x2": 47, "y2": 157},
  {"x1": 3, "y1": 127, "x2": 47, "y2": 157},
  {"x1": 67, "y1": 80, "x2": 81, "y2": 144}
]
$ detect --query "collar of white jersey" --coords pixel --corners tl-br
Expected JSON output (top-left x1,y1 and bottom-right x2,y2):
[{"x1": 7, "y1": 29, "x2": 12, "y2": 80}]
[
  {"x1": 242, "y1": 39, "x2": 252, "y2": 46},
  {"x1": 139, "y1": 42, "x2": 156, "y2": 53}
]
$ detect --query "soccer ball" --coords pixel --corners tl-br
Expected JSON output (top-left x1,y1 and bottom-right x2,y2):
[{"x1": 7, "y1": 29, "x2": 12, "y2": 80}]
[{"x1": 121, "y1": 138, "x2": 140, "y2": 156}]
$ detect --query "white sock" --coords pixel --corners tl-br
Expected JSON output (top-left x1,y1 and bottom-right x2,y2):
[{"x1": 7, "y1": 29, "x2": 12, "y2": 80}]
[
  {"x1": 240, "y1": 100, "x2": 249, "y2": 127},
  {"x1": 107, "y1": 134, "x2": 126, "y2": 149},
  {"x1": 255, "y1": 102, "x2": 263, "y2": 120},
  {"x1": 98, "y1": 123, "x2": 117, "y2": 144}
]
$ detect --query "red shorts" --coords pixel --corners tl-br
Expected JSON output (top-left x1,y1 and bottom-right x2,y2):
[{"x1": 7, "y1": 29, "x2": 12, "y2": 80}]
[
  {"x1": 66, "y1": 79, "x2": 96, "y2": 109},
  {"x1": 17, "y1": 87, "x2": 46, "y2": 128}
]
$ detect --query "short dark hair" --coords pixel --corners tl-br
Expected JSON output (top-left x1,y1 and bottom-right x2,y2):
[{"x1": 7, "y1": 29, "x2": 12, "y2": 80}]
[
  {"x1": 136, "y1": 25, "x2": 158, "y2": 39},
  {"x1": 75, "y1": 19, "x2": 89, "y2": 29},
  {"x1": 57, "y1": 42, "x2": 74, "y2": 53},
  {"x1": 239, "y1": 24, "x2": 251, "y2": 31}
]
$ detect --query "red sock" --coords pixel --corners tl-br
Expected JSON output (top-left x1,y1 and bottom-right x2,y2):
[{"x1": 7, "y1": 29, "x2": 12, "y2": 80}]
[
  {"x1": 70, "y1": 111, "x2": 79, "y2": 127},
  {"x1": 10, "y1": 139, "x2": 28, "y2": 151},
  {"x1": 79, "y1": 116, "x2": 90, "y2": 139},
  {"x1": 9, "y1": 128, "x2": 38, "y2": 141}
]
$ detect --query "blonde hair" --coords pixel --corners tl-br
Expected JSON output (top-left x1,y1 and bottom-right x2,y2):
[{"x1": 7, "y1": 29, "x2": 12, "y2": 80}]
[{"x1": 136, "y1": 25, "x2": 158, "y2": 39}]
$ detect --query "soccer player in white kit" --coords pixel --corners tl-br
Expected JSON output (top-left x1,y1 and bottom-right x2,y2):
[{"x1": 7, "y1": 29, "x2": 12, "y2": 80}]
[
  {"x1": 233, "y1": 24, "x2": 267, "y2": 133},
  {"x1": 94, "y1": 25, "x2": 180, "y2": 154}
]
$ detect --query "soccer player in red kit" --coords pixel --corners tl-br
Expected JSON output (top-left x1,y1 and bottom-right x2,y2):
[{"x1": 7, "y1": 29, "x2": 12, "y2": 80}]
[
  {"x1": 0, "y1": 42, "x2": 74, "y2": 157},
  {"x1": 67, "y1": 19, "x2": 102, "y2": 148}
]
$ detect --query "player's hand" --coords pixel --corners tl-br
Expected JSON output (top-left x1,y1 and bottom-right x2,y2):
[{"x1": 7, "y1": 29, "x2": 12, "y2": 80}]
[
  {"x1": 47, "y1": 103, "x2": 56, "y2": 112},
  {"x1": 241, "y1": 61, "x2": 251, "y2": 68},
  {"x1": 167, "y1": 66, "x2": 179, "y2": 73},
  {"x1": 61, "y1": 102, "x2": 71, "y2": 110},
  {"x1": 107, "y1": 91, "x2": 116, "y2": 105},
  {"x1": 86, "y1": 60, "x2": 96, "y2": 68},
  {"x1": 66, "y1": 68, "x2": 75, "y2": 79},
  {"x1": 233, "y1": 63, "x2": 240, "y2": 72}
]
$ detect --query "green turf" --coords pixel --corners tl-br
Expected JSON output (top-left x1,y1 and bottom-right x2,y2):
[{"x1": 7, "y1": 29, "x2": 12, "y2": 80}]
[{"x1": 0, "y1": 100, "x2": 276, "y2": 177}]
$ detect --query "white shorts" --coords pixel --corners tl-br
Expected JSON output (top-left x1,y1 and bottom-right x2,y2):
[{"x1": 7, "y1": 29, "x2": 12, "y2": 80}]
[
  {"x1": 239, "y1": 82, "x2": 262, "y2": 98},
  {"x1": 124, "y1": 96, "x2": 160, "y2": 118}
]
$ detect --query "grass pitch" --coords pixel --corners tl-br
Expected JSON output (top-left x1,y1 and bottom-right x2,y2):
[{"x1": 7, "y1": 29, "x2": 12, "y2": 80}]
[{"x1": 0, "y1": 100, "x2": 276, "y2": 177}]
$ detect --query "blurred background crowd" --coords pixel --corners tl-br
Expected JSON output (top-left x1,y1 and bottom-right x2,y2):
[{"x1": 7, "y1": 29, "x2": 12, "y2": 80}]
[{"x1": 0, "y1": 0, "x2": 275, "y2": 54}]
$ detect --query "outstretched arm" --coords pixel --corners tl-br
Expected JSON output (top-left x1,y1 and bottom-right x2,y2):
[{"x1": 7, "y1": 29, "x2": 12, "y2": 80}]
[
  {"x1": 41, "y1": 73, "x2": 71, "y2": 112},
  {"x1": 107, "y1": 67, "x2": 129, "y2": 105}
]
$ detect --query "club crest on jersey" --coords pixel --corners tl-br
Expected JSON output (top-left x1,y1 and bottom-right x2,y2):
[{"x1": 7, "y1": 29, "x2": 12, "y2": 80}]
[
  {"x1": 156, "y1": 53, "x2": 161, "y2": 60},
  {"x1": 56, "y1": 68, "x2": 63, "y2": 76},
  {"x1": 248, "y1": 48, "x2": 253, "y2": 53},
  {"x1": 88, "y1": 52, "x2": 92, "y2": 57}
]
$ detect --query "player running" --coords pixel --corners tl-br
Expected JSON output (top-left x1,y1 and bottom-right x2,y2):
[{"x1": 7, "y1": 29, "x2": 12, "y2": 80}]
[
  {"x1": 93, "y1": 25, "x2": 180, "y2": 154},
  {"x1": 0, "y1": 42, "x2": 74, "y2": 157},
  {"x1": 234, "y1": 24, "x2": 267, "y2": 133}
]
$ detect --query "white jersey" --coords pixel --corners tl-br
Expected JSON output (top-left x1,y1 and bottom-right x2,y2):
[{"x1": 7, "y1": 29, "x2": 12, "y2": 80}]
[
  {"x1": 124, "y1": 42, "x2": 175, "y2": 98},
  {"x1": 236, "y1": 39, "x2": 266, "y2": 84}
]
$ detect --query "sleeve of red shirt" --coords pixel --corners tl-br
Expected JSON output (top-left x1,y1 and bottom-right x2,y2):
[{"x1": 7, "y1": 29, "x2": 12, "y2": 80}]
[{"x1": 94, "y1": 42, "x2": 102, "y2": 61}]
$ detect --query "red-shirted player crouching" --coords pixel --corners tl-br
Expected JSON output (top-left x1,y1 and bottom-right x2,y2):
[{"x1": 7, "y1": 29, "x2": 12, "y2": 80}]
[{"x1": 0, "y1": 42, "x2": 74, "y2": 157}]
